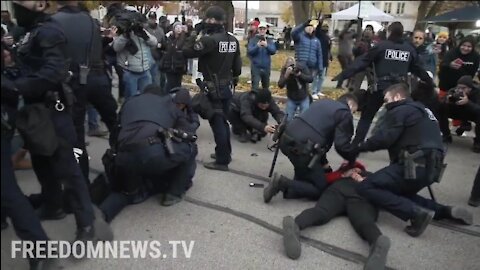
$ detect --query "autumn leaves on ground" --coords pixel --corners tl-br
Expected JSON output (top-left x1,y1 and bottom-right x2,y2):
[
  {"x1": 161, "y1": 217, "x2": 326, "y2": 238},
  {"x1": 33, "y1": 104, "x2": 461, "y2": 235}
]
[{"x1": 183, "y1": 40, "x2": 346, "y2": 100}]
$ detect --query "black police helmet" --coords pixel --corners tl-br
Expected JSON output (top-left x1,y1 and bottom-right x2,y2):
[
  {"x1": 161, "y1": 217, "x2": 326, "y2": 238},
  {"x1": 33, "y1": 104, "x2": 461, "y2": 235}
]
[{"x1": 205, "y1": 6, "x2": 226, "y2": 21}]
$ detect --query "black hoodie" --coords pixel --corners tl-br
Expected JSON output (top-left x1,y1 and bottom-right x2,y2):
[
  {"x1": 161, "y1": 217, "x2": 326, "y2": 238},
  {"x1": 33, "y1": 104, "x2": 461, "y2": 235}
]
[{"x1": 439, "y1": 38, "x2": 480, "y2": 91}]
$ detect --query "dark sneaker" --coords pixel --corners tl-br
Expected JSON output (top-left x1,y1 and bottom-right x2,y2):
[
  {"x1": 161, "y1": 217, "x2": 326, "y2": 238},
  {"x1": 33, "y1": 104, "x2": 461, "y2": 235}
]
[
  {"x1": 162, "y1": 194, "x2": 183, "y2": 206},
  {"x1": 468, "y1": 196, "x2": 480, "y2": 207},
  {"x1": 405, "y1": 208, "x2": 434, "y2": 237},
  {"x1": 37, "y1": 206, "x2": 67, "y2": 221},
  {"x1": 250, "y1": 133, "x2": 260, "y2": 143},
  {"x1": 282, "y1": 216, "x2": 301, "y2": 260},
  {"x1": 238, "y1": 133, "x2": 250, "y2": 143},
  {"x1": 203, "y1": 162, "x2": 229, "y2": 171},
  {"x1": 263, "y1": 173, "x2": 285, "y2": 203},
  {"x1": 364, "y1": 235, "x2": 391, "y2": 270},
  {"x1": 88, "y1": 128, "x2": 108, "y2": 137},
  {"x1": 448, "y1": 206, "x2": 473, "y2": 225}
]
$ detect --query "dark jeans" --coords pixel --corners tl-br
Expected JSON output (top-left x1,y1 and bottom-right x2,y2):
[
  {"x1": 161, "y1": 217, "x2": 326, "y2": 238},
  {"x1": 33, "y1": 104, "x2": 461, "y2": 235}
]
[
  {"x1": 209, "y1": 97, "x2": 232, "y2": 165},
  {"x1": 1, "y1": 135, "x2": 49, "y2": 241},
  {"x1": 251, "y1": 65, "x2": 270, "y2": 91},
  {"x1": 165, "y1": 73, "x2": 183, "y2": 94},
  {"x1": 439, "y1": 101, "x2": 480, "y2": 143},
  {"x1": 471, "y1": 165, "x2": 480, "y2": 200},
  {"x1": 357, "y1": 163, "x2": 441, "y2": 221},
  {"x1": 32, "y1": 110, "x2": 94, "y2": 228},
  {"x1": 353, "y1": 89, "x2": 385, "y2": 144},
  {"x1": 279, "y1": 135, "x2": 328, "y2": 200},
  {"x1": 72, "y1": 74, "x2": 118, "y2": 181},
  {"x1": 337, "y1": 55, "x2": 353, "y2": 88},
  {"x1": 295, "y1": 179, "x2": 381, "y2": 245}
]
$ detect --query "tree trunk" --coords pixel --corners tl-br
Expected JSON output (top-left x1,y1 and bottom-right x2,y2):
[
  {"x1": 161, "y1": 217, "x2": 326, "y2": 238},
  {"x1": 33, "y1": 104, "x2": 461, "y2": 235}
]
[
  {"x1": 414, "y1": 0, "x2": 444, "y2": 30},
  {"x1": 292, "y1": 1, "x2": 310, "y2": 26}
]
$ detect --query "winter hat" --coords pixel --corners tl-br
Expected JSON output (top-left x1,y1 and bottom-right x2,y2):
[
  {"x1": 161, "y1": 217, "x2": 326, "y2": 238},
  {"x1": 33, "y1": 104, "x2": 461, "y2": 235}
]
[
  {"x1": 173, "y1": 21, "x2": 183, "y2": 31},
  {"x1": 171, "y1": 87, "x2": 192, "y2": 106},
  {"x1": 457, "y1": 75, "x2": 474, "y2": 89},
  {"x1": 254, "y1": 89, "x2": 272, "y2": 104}
]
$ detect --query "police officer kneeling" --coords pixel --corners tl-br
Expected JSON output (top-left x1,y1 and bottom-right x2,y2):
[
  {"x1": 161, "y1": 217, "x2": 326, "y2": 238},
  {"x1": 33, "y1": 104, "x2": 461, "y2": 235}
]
[
  {"x1": 354, "y1": 83, "x2": 473, "y2": 237},
  {"x1": 264, "y1": 94, "x2": 359, "y2": 203},
  {"x1": 229, "y1": 89, "x2": 285, "y2": 143},
  {"x1": 101, "y1": 85, "x2": 196, "y2": 221}
]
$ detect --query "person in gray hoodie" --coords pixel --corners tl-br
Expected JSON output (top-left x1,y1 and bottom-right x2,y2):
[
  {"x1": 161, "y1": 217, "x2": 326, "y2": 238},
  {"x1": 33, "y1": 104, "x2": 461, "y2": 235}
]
[{"x1": 112, "y1": 15, "x2": 157, "y2": 98}]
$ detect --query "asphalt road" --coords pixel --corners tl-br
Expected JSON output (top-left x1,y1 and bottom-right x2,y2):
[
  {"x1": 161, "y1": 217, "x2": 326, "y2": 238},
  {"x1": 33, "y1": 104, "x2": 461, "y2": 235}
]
[{"x1": 1, "y1": 115, "x2": 479, "y2": 270}]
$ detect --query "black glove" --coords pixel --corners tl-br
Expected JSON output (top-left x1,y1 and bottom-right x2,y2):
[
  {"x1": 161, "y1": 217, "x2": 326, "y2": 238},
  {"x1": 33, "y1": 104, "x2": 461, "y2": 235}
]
[{"x1": 303, "y1": 19, "x2": 312, "y2": 27}]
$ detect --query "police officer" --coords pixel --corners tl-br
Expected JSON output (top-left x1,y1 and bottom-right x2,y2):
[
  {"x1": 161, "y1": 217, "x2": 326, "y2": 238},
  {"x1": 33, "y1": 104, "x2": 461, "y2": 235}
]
[
  {"x1": 1, "y1": 39, "x2": 57, "y2": 270},
  {"x1": 263, "y1": 94, "x2": 359, "y2": 203},
  {"x1": 183, "y1": 6, "x2": 242, "y2": 171},
  {"x1": 333, "y1": 22, "x2": 435, "y2": 145},
  {"x1": 52, "y1": 1, "x2": 118, "y2": 181},
  {"x1": 354, "y1": 83, "x2": 473, "y2": 237},
  {"x1": 100, "y1": 85, "x2": 197, "y2": 221},
  {"x1": 5, "y1": 0, "x2": 112, "y2": 243},
  {"x1": 228, "y1": 89, "x2": 285, "y2": 143}
]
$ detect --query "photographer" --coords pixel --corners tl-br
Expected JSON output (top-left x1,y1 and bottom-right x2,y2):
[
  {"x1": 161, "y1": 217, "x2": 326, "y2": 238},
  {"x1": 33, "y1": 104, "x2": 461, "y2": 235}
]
[
  {"x1": 247, "y1": 21, "x2": 277, "y2": 92},
  {"x1": 439, "y1": 75, "x2": 480, "y2": 153},
  {"x1": 228, "y1": 89, "x2": 284, "y2": 143},
  {"x1": 111, "y1": 10, "x2": 158, "y2": 98},
  {"x1": 278, "y1": 57, "x2": 314, "y2": 121}
]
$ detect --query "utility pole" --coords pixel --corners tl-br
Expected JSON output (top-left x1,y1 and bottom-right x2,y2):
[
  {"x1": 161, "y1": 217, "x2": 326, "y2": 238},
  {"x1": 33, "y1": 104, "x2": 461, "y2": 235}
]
[{"x1": 244, "y1": 0, "x2": 248, "y2": 35}]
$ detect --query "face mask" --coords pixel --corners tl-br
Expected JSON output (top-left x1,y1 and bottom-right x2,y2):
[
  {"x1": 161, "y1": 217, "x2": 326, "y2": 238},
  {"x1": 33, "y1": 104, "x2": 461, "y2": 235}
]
[{"x1": 13, "y1": 3, "x2": 42, "y2": 30}]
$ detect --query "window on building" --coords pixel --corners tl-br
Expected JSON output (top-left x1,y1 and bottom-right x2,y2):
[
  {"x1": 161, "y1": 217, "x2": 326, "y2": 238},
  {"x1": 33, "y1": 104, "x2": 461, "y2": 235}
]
[
  {"x1": 265, "y1": 17, "x2": 278, "y2": 27},
  {"x1": 396, "y1": 2, "x2": 405, "y2": 15},
  {"x1": 384, "y1": 2, "x2": 392, "y2": 14}
]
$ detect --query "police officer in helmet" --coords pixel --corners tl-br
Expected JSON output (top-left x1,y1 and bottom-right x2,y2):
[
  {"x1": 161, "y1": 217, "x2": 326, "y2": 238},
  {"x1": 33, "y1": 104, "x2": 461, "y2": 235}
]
[
  {"x1": 183, "y1": 5, "x2": 242, "y2": 171},
  {"x1": 263, "y1": 93, "x2": 359, "y2": 203},
  {"x1": 4, "y1": 0, "x2": 113, "y2": 248},
  {"x1": 353, "y1": 83, "x2": 473, "y2": 237},
  {"x1": 333, "y1": 22, "x2": 435, "y2": 145}
]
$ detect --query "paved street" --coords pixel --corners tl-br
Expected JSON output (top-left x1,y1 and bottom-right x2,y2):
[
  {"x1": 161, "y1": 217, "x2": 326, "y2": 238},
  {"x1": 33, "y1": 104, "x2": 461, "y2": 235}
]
[{"x1": 1, "y1": 114, "x2": 479, "y2": 269}]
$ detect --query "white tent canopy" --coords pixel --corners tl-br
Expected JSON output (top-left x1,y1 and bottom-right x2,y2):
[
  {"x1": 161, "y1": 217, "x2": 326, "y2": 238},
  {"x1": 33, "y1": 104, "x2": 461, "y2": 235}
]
[{"x1": 331, "y1": 1, "x2": 395, "y2": 22}]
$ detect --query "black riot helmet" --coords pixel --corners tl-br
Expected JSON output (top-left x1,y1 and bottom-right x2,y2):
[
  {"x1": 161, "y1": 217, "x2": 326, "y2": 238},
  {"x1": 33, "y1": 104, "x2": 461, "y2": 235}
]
[{"x1": 205, "y1": 6, "x2": 226, "y2": 22}]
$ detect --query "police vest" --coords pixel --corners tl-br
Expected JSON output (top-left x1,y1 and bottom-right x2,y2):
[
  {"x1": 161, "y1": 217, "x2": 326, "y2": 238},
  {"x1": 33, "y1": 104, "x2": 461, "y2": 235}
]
[
  {"x1": 120, "y1": 94, "x2": 177, "y2": 130},
  {"x1": 52, "y1": 10, "x2": 104, "y2": 72},
  {"x1": 389, "y1": 101, "x2": 444, "y2": 160},
  {"x1": 375, "y1": 40, "x2": 413, "y2": 79},
  {"x1": 289, "y1": 99, "x2": 350, "y2": 146},
  {"x1": 199, "y1": 31, "x2": 237, "y2": 81}
]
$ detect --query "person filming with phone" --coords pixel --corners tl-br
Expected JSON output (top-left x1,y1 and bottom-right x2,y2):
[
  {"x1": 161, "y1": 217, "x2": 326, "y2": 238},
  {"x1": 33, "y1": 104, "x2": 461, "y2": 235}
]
[{"x1": 438, "y1": 75, "x2": 480, "y2": 153}]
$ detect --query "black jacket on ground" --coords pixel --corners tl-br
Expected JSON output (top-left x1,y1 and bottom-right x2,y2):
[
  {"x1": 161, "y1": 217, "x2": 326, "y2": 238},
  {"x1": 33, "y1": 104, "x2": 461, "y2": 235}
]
[
  {"x1": 278, "y1": 62, "x2": 313, "y2": 101},
  {"x1": 230, "y1": 91, "x2": 284, "y2": 132}
]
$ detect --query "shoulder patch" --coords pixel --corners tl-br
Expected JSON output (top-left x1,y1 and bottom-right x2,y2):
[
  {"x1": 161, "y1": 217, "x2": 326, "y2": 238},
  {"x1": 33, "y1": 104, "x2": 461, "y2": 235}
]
[{"x1": 194, "y1": 41, "x2": 204, "y2": 51}]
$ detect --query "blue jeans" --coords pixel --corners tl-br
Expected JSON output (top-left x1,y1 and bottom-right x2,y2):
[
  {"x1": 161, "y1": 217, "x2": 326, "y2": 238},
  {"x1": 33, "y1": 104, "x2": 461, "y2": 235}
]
[
  {"x1": 87, "y1": 104, "x2": 99, "y2": 131},
  {"x1": 251, "y1": 65, "x2": 270, "y2": 91},
  {"x1": 149, "y1": 61, "x2": 160, "y2": 87},
  {"x1": 285, "y1": 97, "x2": 310, "y2": 121},
  {"x1": 123, "y1": 70, "x2": 152, "y2": 98},
  {"x1": 312, "y1": 68, "x2": 326, "y2": 95}
]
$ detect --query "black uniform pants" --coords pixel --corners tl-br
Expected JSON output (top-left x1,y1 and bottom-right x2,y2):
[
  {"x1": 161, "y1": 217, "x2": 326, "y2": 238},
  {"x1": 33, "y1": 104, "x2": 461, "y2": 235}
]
[
  {"x1": 209, "y1": 92, "x2": 232, "y2": 165},
  {"x1": 165, "y1": 72, "x2": 183, "y2": 94},
  {"x1": 72, "y1": 73, "x2": 118, "y2": 181},
  {"x1": 32, "y1": 110, "x2": 94, "y2": 228},
  {"x1": 357, "y1": 163, "x2": 443, "y2": 221},
  {"x1": 1, "y1": 133, "x2": 49, "y2": 241},
  {"x1": 353, "y1": 89, "x2": 385, "y2": 144},
  {"x1": 438, "y1": 101, "x2": 480, "y2": 143},
  {"x1": 279, "y1": 136, "x2": 328, "y2": 200},
  {"x1": 294, "y1": 179, "x2": 381, "y2": 245},
  {"x1": 471, "y1": 165, "x2": 480, "y2": 200}
]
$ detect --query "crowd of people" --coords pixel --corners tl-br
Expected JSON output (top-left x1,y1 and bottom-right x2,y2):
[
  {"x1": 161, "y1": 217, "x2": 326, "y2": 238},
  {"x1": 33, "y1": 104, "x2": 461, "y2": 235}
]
[{"x1": 1, "y1": 1, "x2": 479, "y2": 270}]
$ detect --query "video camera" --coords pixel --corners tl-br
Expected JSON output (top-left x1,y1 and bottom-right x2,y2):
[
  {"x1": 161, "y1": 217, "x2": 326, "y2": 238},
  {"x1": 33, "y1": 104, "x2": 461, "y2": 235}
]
[
  {"x1": 447, "y1": 88, "x2": 465, "y2": 103},
  {"x1": 111, "y1": 9, "x2": 148, "y2": 54}
]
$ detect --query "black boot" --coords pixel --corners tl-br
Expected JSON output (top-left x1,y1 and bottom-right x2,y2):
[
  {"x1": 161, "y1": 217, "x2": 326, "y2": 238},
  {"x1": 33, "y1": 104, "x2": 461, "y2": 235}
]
[
  {"x1": 468, "y1": 196, "x2": 480, "y2": 207},
  {"x1": 263, "y1": 173, "x2": 288, "y2": 203},
  {"x1": 210, "y1": 153, "x2": 216, "y2": 159},
  {"x1": 404, "y1": 208, "x2": 434, "y2": 237},
  {"x1": 75, "y1": 206, "x2": 113, "y2": 243},
  {"x1": 364, "y1": 235, "x2": 391, "y2": 270},
  {"x1": 237, "y1": 132, "x2": 250, "y2": 143},
  {"x1": 37, "y1": 206, "x2": 67, "y2": 221},
  {"x1": 162, "y1": 194, "x2": 183, "y2": 206},
  {"x1": 203, "y1": 162, "x2": 229, "y2": 171},
  {"x1": 250, "y1": 133, "x2": 260, "y2": 143},
  {"x1": 282, "y1": 216, "x2": 301, "y2": 260}
]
